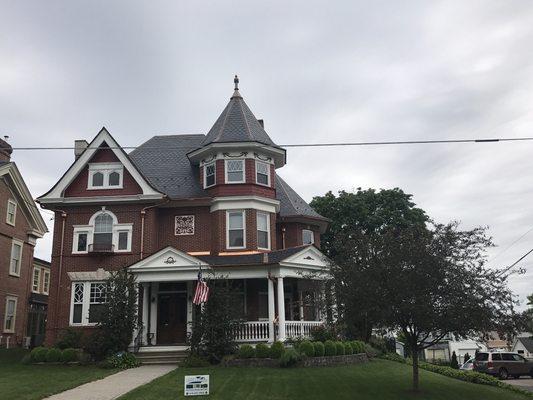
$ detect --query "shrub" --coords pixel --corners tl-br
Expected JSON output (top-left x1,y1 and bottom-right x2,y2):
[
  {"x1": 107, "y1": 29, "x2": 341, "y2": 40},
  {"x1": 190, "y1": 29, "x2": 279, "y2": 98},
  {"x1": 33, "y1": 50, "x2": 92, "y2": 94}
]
[
  {"x1": 299, "y1": 340, "x2": 315, "y2": 358},
  {"x1": 351, "y1": 340, "x2": 366, "y2": 354},
  {"x1": 103, "y1": 352, "x2": 139, "y2": 369},
  {"x1": 238, "y1": 344, "x2": 255, "y2": 359},
  {"x1": 364, "y1": 343, "x2": 379, "y2": 358},
  {"x1": 55, "y1": 328, "x2": 83, "y2": 350},
  {"x1": 45, "y1": 348, "x2": 62, "y2": 363},
  {"x1": 380, "y1": 352, "x2": 406, "y2": 363},
  {"x1": 30, "y1": 347, "x2": 48, "y2": 363},
  {"x1": 335, "y1": 342, "x2": 345, "y2": 356},
  {"x1": 60, "y1": 348, "x2": 79, "y2": 363},
  {"x1": 451, "y1": 351, "x2": 459, "y2": 369},
  {"x1": 255, "y1": 343, "x2": 271, "y2": 359},
  {"x1": 182, "y1": 354, "x2": 210, "y2": 367},
  {"x1": 280, "y1": 349, "x2": 301, "y2": 368},
  {"x1": 313, "y1": 342, "x2": 325, "y2": 357},
  {"x1": 83, "y1": 330, "x2": 111, "y2": 361},
  {"x1": 344, "y1": 342, "x2": 353, "y2": 355},
  {"x1": 310, "y1": 325, "x2": 338, "y2": 342},
  {"x1": 270, "y1": 341, "x2": 285, "y2": 359},
  {"x1": 324, "y1": 340, "x2": 336, "y2": 356},
  {"x1": 369, "y1": 336, "x2": 390, "y2": 354}
]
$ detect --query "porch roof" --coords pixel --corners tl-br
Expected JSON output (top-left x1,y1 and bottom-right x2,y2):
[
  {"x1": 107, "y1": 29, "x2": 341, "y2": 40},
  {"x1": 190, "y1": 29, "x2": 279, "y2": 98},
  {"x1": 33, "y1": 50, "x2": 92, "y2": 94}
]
[{"x1": 197, "y1": 245, "x2": 309, "y2": 266}]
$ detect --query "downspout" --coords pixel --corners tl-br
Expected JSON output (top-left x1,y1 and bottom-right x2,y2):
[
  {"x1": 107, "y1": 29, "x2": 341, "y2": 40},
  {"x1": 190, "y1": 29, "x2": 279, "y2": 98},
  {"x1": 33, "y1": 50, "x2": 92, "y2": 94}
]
[{"x1": 53, "y1": 210, "x2": 67, "y2": 337}]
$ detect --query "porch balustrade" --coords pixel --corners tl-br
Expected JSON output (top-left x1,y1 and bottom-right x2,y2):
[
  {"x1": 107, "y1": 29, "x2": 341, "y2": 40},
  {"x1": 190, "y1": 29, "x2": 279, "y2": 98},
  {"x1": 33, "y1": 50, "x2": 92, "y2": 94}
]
[
  {"x1": 285, "y1": 321, "x2": 323, "y2": 339},
  {"x1": 233, "y1": 320, "x2": 323, "y2": 342}
]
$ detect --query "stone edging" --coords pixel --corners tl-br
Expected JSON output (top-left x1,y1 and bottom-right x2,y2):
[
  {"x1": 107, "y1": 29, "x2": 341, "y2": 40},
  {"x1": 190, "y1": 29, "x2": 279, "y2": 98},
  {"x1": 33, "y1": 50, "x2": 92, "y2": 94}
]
[{"x1": 223, "y1": 353, "x2": 368, "y2": 368}]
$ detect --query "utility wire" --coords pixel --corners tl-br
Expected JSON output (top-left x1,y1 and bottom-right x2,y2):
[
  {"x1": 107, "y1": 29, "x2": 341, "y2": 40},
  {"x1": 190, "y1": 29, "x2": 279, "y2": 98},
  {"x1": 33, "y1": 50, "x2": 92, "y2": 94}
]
[
  {"x1": 487, "y1": 225, "x2": 533, "y2": 266},
  {"x1": 497, "y1": 247, "x2": 533, "y2": 277},
  {"x1": 5, "y1": 136, "x2": 533, "y2": 151}
]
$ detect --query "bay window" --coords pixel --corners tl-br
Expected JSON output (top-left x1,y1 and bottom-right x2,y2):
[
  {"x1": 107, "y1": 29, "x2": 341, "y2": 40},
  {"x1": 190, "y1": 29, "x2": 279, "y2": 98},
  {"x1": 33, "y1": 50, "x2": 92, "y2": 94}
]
[
  {"x1": 257, "y1": 212, "x2": 270, "y2": 250},
  {"x1": 204, "y1": 162, "x2": 216, "y2": 188},
  {"x1": 225, "y1": 159, "x2": 245, "y2": 183},
  {"x1": 227, "y1": 210, "x2": 245, "y2": 249},
  {"x1": 255, "y1": 161, "x2": 270, "y2": 186},
  {"x1": 302, "y1": 229, "x2": 315, "y2": 245}
]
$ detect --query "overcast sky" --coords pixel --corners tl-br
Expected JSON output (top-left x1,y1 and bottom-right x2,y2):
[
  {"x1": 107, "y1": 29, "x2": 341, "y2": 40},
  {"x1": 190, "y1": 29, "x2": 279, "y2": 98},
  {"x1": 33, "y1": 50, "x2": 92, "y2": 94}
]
[{"x1": 1, "y1": 0, "x2": 532, "y2": 308}]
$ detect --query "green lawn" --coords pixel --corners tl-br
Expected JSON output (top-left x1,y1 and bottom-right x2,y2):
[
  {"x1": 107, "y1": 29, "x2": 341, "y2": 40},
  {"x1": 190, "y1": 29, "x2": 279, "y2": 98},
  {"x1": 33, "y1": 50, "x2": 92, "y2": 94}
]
[
  {"x1": 120, "y1": 359, "x2": 529, "y2": 400},
  {"x1": 0, "y1": 348, "x2": 117, "y2": 400}
]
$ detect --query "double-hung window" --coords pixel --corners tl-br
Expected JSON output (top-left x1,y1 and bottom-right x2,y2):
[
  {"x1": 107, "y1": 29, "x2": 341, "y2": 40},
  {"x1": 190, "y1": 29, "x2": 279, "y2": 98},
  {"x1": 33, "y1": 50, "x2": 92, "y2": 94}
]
[
  {"x1": 257, "y1": 212, "x2": 270, "y2": 250},
  {"x1": 93, "y1": 213, "x2": 114, "y2": 251},
  {"x1": 10, "y1": 239, "x2": 23, "y2": 277},
  {"x1": 204, "y1": 162, "x2": 216, "y2": 188},
  {"x1": 88, "y1": 163, "x2": 123, "y2": 189},
  {"x1": 32, "y1": 267, "x2": 41, "y2": 293},
  {"x1": 3, "y1": 296, "x2": 17, "y2": 333},
  {"x1": 255, "y1": 161, "x2": 270, "y2": 186},
  {"x1": 43, "y1": 270, "x2": 50, "y2": 295},
  {"x1": 6, "y1": 199, "x2": 16, "y2": 226},
  {"x1": 302, "y1": 229, "x2": 315, "y2": 245},
  {"x1": 70, "y1": 282, "x2": 107, "y2": 326},
  {"x1": 227, "y1": 210, "x2": 245, "y2": 249},
  {"x1": 225, "y1": 160, "x2": 245, "y2": 183}
]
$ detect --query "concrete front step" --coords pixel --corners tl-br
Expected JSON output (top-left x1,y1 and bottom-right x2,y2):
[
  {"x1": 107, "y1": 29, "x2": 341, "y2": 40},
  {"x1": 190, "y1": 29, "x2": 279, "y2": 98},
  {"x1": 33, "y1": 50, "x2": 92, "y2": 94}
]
[{"x1": 135, "y1": 348, "x2": 188, "y2": 365}]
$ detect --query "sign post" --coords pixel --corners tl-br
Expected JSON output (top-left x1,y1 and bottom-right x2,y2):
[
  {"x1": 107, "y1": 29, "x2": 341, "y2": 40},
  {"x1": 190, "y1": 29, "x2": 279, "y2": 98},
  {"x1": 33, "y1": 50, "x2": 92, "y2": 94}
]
[{"x1": 184, "y1": 375, "x2": 209, "y2": 396}]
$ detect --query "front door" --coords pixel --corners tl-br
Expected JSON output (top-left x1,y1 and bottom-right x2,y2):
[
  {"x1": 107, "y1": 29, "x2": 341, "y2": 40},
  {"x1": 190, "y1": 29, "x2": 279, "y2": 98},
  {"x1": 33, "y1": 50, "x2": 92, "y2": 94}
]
[{"x1": 157, "y1": 292, "x2": 187, "y2": 344}]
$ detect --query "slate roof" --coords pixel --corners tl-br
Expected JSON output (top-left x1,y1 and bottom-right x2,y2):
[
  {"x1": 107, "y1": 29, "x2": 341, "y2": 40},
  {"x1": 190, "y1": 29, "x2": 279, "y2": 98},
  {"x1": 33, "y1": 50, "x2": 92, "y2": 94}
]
[
  {"x1": 517, "y1": 337, "x2": 533, "y2": 352},
  {"x1": 198, "y1": 245, "x2": 310, "y2": 266},
  {"x1": 276, "y1": 175, "x2": 326, "y2": 220},
  {"x1": 201, "y1": 88, "x2": 277, "y2": 147}
]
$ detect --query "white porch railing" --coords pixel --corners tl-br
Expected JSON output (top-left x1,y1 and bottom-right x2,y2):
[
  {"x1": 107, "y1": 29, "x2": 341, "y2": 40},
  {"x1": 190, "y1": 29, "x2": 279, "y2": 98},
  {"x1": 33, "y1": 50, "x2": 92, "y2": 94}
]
[
  {"x1": 286, "y1": 321, "x2": 323, "y2": 339},
  {"x1": 234, "y1": 321, "x2": 270, "y2": 342},
  {"x1": 233, "y1": 320, "x2": 324, "y2": 342}
]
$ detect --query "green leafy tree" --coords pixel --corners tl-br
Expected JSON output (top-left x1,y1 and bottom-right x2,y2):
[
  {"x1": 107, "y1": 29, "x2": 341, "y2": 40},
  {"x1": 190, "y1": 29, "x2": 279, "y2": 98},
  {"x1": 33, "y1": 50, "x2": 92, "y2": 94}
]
[
  {"x1": 450, "y1": 351, "x2": 459, "y2": 369},
  {"x1": 189, "y1": 277, "x2": 241, "y2": 363},
  {"x1": 310, "y1": 188, "x2": 427, "y2": 340}
]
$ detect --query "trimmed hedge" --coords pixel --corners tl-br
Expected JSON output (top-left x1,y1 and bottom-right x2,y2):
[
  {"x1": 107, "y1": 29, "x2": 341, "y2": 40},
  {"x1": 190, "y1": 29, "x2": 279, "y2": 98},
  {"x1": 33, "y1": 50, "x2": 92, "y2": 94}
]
[
  {"x1": 351, "y1": 341, "x2": 366, "y2": 354},
  {"x1": 238, "y1": 344, "x2": 256, "y2": 359},
  {"x1": 300, "y1": 341, "x2": 315, "y2": 357},
  {"x1": 324, "y1": 340, "x2": 336, "y2": 356},
  {"x1": 270, "y1": 341, "x2": 285, "y2": 359},
  {"x1": 255, "y1": 343, "x2": 271, "y2": 359},
  {"x1": 335, "y1": 342, "x2": 345, "y2": 356},
  {"x1": 30, "y1": 347, "x2": 48, "y2": 363},
  {"x1": 313, "y1": 342, "x2": 325, "y2": 357},
  {"x1": 60, "y1": 348, "x2": 78, "y2": 363},
  {"x1": 344, "y1": 342, "x2": 353, "y2": 355},
  {"x1": 46, "y1": 348, "x2": 62, "y2": 363},
  {"x1": 280, "y1": 349, "x2": 300, "y2": 368}
]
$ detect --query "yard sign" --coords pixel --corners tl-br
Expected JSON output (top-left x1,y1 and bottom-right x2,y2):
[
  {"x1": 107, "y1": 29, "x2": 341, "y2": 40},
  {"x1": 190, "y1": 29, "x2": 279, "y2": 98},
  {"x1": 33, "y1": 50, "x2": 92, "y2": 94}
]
[{"x1": 184, "y1": 375, "x2": 210, "y2": 396}]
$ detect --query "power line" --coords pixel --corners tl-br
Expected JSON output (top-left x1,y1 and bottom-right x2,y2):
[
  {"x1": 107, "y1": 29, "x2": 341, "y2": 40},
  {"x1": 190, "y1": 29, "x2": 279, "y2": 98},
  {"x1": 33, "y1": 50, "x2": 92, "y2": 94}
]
[
  {"x1": 487, "y1": 225, "x2": 533, "y2": 266},
  {"x1": 5, "y1": 136, "x2": 533, "y2": 151},
  {"x1": 497, "y1": 247, "x2": 533, "y2": 277}
]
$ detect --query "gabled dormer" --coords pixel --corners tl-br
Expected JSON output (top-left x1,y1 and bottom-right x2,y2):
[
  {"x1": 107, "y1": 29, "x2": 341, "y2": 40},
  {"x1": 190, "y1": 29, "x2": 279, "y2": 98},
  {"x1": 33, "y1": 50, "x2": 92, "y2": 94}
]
[{"x1": 38, "y1": 127, "x2": 164, "y2": 205}]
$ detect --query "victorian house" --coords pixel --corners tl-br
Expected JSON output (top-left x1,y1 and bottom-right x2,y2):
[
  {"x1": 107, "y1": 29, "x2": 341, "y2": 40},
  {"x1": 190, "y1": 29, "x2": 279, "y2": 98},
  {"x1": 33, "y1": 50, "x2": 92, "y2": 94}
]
[
  {"x1": 38, "y1": 77, "x2": 330, "y2": 350},
  {"x1": 0, "y1": 138, "x2": 48, "y2": 348}
]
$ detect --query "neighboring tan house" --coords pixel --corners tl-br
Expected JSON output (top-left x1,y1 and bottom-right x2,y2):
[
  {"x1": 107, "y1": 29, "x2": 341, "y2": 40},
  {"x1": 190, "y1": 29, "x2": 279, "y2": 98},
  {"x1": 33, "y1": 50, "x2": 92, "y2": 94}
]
[
  {"x1": 38, "y1": 77, "x2": 330, "y2": 349},
  {"x1": 27, "y1": 258, "x2": 51, "y2": 347},
  {"x1": 512, "y1": 337, "x2": 533, "y2": 359},
  {"x1": 0, "y1": 138, "x2": 48, "y2": 348}
]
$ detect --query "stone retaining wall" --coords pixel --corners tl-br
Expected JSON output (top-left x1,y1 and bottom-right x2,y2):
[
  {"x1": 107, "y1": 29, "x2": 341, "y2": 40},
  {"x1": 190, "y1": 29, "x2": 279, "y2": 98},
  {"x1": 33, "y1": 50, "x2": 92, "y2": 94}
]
[{"x1": 223, "y1": 353, "x2": 369, "y2": 368}]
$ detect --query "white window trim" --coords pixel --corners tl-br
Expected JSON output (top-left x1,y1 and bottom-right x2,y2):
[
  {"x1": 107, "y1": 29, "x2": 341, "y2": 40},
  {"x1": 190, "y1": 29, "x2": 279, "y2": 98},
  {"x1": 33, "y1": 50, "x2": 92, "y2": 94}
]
[
  {"x1": 255, "y1": 161, "x2": 271, "y2": 187},
  {"x1": 42, "y1": 270, "x2": 50, "y2": 295},
  {"x1": 72, "y1": 210, "x2": 133, "y2": 254},
  {"x1": 9, "y1": 239, "x2": 23, "y2": 277},
  {"x1": 257, "y1": 212, "x2": 271, "y2": 250},
  {"x1": 302, "y1": 229, "x2": 315, "y2": 245},
  {"x1": 3, "y1": 296, "x2": 18, "y2": 333},
  {"x1": 226, "y1": 210, "x2": 246, "y2": 250},
  {"x1": 87, "y1": 163, "x2": 124, "y2": 190},
  {"x1": 32, "y1": 267, "x2": 41, "y2": 293},
  {"x1": 69, "y1": 281, "x2": 106, "y2": 327},
  {"x1": 203, "y1": 162, "x2": 216, "y2": 188},
  {"x1": 6, "y1": 199, "x2": 16, "y2": 226},
  {"x1": 225, "y1": 159, "x2": 246, "y2": 184}
]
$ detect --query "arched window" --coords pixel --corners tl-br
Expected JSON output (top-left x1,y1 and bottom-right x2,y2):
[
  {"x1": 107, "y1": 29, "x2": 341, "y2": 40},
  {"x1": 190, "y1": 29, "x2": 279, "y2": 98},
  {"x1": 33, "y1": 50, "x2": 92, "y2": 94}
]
[
  {"x1": 109, "y1": 171, "x2": 120, "y2": 186},
  {"x1": 93, "y1": 213, "x2": 113, "y2": 251},
  {"x1": 92, "y1": 172, "x2": 104, "y2": 187}
]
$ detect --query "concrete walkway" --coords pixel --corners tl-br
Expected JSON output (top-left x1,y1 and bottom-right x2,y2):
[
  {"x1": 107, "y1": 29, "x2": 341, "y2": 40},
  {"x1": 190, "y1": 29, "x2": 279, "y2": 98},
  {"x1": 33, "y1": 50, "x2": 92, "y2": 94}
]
[{"x1": 44, "y1": 365, "x2": 176, "y2": 400}]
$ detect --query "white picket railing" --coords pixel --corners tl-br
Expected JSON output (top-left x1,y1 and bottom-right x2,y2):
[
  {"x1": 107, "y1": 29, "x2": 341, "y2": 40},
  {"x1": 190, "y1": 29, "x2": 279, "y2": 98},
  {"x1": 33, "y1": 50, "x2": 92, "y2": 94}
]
[
  {"x1": 234, "y1": 320, "x2": 324, "y2": 342},
  {"x1": 286, "y1": 321, "x2": 323, "y2": 339},
  {"x1": 234, "y1": 321, "x2": 270, "y2": 342}
]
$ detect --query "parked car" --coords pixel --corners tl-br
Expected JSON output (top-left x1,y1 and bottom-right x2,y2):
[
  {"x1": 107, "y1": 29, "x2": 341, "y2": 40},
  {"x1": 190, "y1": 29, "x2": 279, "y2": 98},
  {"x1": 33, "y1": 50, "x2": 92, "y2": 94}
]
[
  {"x1": 473, "y1": 351, "x2": 533, "y2": 379},
  {"x1": 460, "y1": 358, "x2": 474, "y2": 371}
]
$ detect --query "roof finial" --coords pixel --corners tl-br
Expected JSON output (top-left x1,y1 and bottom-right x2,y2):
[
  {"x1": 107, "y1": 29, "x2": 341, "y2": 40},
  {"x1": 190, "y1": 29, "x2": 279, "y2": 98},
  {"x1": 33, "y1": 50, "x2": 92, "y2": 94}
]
[{"x1": 231, "y1": 74, "x2": 242, "y2": 99}]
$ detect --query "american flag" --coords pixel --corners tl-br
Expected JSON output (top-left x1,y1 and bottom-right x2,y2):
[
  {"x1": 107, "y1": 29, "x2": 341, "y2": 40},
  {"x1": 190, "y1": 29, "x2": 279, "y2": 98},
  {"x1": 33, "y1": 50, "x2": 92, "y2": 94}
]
[{"x1": 193, "y1": 269, "x2": 209, "y2": 305}]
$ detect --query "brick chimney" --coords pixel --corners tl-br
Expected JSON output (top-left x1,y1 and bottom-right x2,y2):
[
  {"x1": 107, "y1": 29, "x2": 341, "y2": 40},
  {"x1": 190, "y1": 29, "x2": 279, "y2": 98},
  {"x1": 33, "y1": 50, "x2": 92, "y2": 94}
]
[
  {"x1": 74, "y1": 140, "x2": 89, "y2": 159},
  {"x1": 0, "y1": 137, "x2": 13, "y2": 162}
]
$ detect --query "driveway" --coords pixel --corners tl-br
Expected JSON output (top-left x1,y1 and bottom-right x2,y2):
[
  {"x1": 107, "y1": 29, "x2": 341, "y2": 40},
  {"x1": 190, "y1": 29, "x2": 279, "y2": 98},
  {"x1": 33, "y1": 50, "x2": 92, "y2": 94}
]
[{"x1": 507, "y1": 377, "x2": 533, "y2": 393}]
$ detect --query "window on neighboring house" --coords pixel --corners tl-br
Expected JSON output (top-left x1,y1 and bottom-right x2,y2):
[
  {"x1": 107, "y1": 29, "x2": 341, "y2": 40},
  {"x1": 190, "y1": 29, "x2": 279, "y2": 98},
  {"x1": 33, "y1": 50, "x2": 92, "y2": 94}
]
[
  {"x1": 3, "y1": 297, "x2": 17, "y2": 333},
  {"x1": 88, "y1": 163, "x2": 123, "y2": 189},
  {"x1": 70, "y1": 282, "x2": 107, "y2": 326},
  {"x1": 9, "y1": 240, "x2": 23, "y2": 277},
  {"x1": 227, "y1": 210, "x2": 245, "y2": 249},
  {"x1": 6, "y1": 199, "x2": 16, "y2": 226},
  {"x1": 302, "y1": 229, "x2": 314, "y2": 245},
  {"x1": 225, "y1": 160, "x2": 245, "y2": 183},
  {"x1": 255, "y1": 161, "x2": 270, "y2": 186},
  {"x1": 43, "y1": 270, "x2": 50, "y2": 295},
  {"x1": 32, "y1": 267, "x2": 41, "y2": 293},
  {"x1": 204, "y1": 162, "x2": 216, "y2": 188},
  {"x1": 257, "y1": 212, "x2": 270, "y2": 250}
]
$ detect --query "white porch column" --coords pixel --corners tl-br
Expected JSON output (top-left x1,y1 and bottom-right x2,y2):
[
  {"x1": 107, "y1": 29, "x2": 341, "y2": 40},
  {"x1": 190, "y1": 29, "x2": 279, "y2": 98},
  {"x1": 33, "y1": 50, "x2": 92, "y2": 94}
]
[
  {"x1": 277, "y1": 276, "x2": 286, "y2": 341},
  {"x1": 299, "y1": 290, "x2": 304, "y2": 321},
  {"x1": 142, "y1": 283, "x2": 150, "y2": 345},
  {"x1": 268, "y1": 277, "x2": 275, "y2": 343}
]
